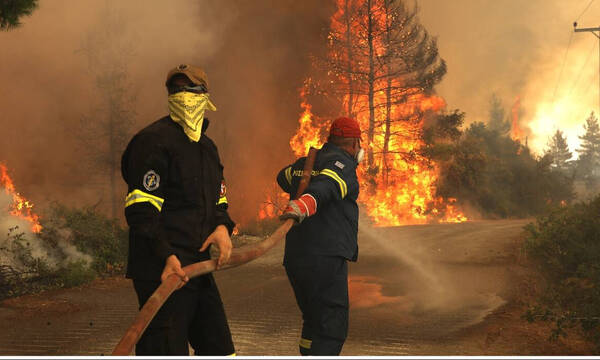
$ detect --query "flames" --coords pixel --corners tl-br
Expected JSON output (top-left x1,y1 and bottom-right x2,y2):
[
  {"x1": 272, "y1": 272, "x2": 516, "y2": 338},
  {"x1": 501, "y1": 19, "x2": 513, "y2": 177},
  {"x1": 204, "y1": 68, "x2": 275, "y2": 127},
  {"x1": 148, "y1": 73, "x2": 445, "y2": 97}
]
[
  {"x1": 258, "y1": 194, "x2": 278, "y2": 220},
  {"x1": 511, "y1": 96, "x2": 525, "y2": 142},
  {"x1": 260, "y1": 0, "x2": 468, "y2": 226},
  {"x1": 289, "y1": 90, "x2": 329, "y2": 158},
  {"x1": 286, "y1": 90, "x2": 467, "y2": 226},
  {"x1": 0, "y1": 164, "x2": 42, "y2": 233}
]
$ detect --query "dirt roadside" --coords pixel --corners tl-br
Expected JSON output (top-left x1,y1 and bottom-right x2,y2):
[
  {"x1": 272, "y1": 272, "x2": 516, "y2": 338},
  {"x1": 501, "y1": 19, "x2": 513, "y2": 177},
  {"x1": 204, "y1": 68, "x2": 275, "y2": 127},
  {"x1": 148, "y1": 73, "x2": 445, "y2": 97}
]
[{"x1": 0, "y1": 220, "x2": 596, "y2": 355}]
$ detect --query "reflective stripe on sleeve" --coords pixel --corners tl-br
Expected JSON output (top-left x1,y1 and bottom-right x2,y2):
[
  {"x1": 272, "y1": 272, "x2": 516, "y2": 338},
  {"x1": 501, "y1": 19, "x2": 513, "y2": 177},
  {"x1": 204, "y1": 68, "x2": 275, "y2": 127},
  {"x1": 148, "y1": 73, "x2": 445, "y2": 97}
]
[
  {"x1": 320, "y1": 168, "x2": 348, "y2": 198},
  {"x1": 285, "y1": 166, "x2": 292, "y2": 185},
  {"x1": 217, "y1": 196, "x2": 228, "y2": 205},
  {"x1": 125, "y1": 189, "x2": 164, "y2": 212}
]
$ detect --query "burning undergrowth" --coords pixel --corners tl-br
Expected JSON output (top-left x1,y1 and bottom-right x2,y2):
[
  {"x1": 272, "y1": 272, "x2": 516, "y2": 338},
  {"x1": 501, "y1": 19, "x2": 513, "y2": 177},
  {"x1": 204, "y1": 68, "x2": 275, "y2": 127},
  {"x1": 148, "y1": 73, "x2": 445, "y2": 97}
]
[{"x1": 0, "y1": 164, "x2": 126, "y2": 299}]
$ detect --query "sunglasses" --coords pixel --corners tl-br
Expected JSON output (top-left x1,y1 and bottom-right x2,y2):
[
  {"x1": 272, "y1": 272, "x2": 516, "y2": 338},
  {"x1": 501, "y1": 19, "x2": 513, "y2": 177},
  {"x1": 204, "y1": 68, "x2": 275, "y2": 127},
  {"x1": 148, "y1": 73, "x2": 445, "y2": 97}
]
[{"x1": 167, "y1": 84, "x2": 208, "y2": 95}]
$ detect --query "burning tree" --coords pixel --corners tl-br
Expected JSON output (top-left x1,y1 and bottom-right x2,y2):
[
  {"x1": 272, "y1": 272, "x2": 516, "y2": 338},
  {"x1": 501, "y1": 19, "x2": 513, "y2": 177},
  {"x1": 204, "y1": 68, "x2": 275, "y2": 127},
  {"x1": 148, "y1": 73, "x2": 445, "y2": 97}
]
[
  {"x1": 287, "y1": 0, "x2": 464, "y2": 226},
  {"x1": 325, "y1": 0, "x2": 446, "y2": 171}
]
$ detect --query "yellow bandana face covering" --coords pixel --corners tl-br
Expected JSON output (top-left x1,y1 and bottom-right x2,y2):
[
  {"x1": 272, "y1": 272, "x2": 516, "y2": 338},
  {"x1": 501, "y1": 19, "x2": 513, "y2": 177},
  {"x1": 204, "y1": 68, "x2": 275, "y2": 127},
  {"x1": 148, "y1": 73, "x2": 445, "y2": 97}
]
[{"x1": 168, "y1": 92, "x2": 217, "y2": 142}]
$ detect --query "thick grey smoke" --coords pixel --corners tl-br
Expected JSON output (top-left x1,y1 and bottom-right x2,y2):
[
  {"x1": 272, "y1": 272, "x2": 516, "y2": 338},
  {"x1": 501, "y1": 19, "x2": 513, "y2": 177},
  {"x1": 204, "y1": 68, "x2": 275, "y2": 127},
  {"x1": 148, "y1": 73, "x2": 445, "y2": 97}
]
[{"x1": 0, "y1": 191, "x2": 92, "y2": 271}]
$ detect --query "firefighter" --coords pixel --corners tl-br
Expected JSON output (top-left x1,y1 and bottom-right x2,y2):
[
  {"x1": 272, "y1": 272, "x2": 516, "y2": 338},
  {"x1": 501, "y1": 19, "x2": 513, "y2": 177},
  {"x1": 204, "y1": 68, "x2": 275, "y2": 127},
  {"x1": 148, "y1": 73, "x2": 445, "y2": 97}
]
[
  {"x1": 121, "y1": 64, "x2": 236, "y2": 356},
  {"x1": 276, "y1": 117, "x2": 364, "y2": 356}
]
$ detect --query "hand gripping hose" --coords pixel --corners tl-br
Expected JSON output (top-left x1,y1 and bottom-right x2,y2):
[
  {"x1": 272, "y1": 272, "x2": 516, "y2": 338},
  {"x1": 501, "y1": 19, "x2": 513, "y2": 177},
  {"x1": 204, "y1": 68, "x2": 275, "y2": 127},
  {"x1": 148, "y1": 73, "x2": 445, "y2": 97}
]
[{"x1": 112, "y1": 147, "x2": 319, "y2": 355}]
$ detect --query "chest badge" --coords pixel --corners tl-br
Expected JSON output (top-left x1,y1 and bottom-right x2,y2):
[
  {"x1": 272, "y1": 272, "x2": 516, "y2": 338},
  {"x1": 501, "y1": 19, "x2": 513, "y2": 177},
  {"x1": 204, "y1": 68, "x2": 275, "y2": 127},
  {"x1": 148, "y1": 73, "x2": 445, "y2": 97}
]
[
  {"x1": 143, "y1": 170, "x2": 160, "y2": 191},
  {"x1": 335, "y1": 161, "x2": 345, "y2": 169}
]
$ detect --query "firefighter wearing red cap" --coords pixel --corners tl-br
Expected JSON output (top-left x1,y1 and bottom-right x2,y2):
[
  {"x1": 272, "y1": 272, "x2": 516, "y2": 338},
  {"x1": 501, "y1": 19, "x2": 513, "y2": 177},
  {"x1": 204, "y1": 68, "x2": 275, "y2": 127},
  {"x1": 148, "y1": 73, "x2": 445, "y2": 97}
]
[
  {"x1": 276, "y1": 117, "x2": 363, "y2": 355},
  {"x1": 121, "y1": 64, "x2": 236, "y2": 355}
]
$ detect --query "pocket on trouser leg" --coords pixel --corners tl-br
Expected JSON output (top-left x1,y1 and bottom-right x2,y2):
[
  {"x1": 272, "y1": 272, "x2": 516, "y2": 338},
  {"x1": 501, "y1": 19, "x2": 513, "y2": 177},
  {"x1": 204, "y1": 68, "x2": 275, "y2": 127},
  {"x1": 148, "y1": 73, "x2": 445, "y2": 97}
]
[
  {"x1": 189, "y1": 276, "x2": 235, "y2": 356},
  {"x1": 311, "y1": 260, "x2": 349, "y2": 355}
]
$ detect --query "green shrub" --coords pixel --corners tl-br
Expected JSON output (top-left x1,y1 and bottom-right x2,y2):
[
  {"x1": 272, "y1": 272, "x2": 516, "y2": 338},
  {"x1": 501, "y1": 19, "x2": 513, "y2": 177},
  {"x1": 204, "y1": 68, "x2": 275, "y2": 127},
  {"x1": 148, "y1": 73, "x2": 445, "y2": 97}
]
[
  {"x1": 523, "y1": 195, "x2": 600, "y2": 346},
  {"x1": 41, "y1": 202, "x2": 128, "y2": 274},
  {"x1": 0, "y1": 203, "x2": 128, "y2": 300},
  {"x1": 53, "y1": 260, "x2": 97, "y2": 288}
]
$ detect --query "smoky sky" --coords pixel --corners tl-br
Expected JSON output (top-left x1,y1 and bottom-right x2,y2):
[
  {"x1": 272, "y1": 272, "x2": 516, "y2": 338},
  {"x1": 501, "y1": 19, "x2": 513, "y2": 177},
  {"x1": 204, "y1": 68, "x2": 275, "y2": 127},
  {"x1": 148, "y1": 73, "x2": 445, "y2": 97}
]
[
  {"x1": 0, "y1": 0, "x2": 333, "y2": 223},
  {"x1": 2, "y1": 0, "x2": 596, "y2": 224},
  {"x1": 418, "y1": 0, "x2": 600, "y2": 153}
]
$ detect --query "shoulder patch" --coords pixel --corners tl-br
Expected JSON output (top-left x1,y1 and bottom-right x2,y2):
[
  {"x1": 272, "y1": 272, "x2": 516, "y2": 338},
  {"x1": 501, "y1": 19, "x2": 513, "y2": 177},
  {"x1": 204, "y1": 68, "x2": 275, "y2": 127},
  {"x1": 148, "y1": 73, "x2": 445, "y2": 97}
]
[
  {"x1": 220, "y1": 180, "x2": 227, "y2": 197},
  {"x1": 143, "y1": 170, "x2": 160, "y2": 191},
  {"x1": 334, "y1": 161, "x2": 345, "y2": 169}
]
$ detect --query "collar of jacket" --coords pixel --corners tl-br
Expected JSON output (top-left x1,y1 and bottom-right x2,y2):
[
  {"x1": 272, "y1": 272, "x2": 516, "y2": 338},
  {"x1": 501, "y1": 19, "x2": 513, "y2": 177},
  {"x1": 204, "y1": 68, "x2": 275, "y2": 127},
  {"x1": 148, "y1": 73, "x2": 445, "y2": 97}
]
[
  {"x1": 322, "y1": 142, "x2": 356, "y2": 163},
  {"x1": 167, "y1": 115, "x2": 211, "y2": 133}
]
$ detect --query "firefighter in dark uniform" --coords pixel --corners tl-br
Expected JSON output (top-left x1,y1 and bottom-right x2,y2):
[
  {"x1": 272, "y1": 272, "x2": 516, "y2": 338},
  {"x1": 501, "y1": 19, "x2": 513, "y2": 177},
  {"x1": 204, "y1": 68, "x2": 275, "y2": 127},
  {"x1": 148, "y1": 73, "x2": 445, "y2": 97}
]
[
  {"x1": 276, "y1": 117, "x2": 364, "y2": 356},
  {"x1": 121, "y1": 64, "x2": 236, "y2": 356}
]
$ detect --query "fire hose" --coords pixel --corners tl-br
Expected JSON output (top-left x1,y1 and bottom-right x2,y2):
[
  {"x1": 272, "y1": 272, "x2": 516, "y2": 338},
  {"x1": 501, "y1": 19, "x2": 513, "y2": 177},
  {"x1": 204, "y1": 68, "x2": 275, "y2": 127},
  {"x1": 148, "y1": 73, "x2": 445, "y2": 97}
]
[{"x1": 112, "y1": 147, "x2": 318, "y2": 356}]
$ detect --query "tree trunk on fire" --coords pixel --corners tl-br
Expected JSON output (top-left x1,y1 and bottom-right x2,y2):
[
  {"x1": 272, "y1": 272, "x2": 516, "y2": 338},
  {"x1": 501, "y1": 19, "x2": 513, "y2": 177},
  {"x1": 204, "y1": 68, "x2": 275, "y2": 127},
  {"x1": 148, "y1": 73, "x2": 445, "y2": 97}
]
[
  {"x1": 345, "y1": 0, "x2": 355, "y2": 118},
  {"x1": 367, "y1": 0, "x2": 376, "y2": 170}
]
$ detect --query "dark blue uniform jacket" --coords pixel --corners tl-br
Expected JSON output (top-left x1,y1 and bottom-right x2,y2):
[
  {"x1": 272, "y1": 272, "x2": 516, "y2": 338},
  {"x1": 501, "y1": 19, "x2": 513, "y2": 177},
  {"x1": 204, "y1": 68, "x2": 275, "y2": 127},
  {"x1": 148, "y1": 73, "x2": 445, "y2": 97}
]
[{"x1": 277, "y1": 143, "x2": 360, "y2": 265}]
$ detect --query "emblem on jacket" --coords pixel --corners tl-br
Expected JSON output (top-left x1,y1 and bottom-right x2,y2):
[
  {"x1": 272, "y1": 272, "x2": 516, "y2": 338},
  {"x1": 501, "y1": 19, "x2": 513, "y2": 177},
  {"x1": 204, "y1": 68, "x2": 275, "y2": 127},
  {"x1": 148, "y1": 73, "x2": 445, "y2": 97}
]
[
  {"x1": 335, "y1": 161, "x2": 345, "y2": 169},
  {"x1": 143, "y1": 170, "x2": 160, "y2": 191},
  {"x1": 220, "y1": 180, "x2": 227, "y2": 197}
]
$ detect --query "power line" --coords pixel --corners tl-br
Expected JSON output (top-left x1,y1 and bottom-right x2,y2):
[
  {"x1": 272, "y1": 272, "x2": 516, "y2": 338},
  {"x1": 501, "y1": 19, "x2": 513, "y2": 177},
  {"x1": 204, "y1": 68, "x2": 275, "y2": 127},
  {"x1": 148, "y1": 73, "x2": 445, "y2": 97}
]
[
  {"x1": 567, "y1": 39, "x2": 597, "y2": 97},
  {"x1": 552, "y1": 31, "x2": 574, "y2": 104},
  {"x1": 575, "y1": 0, "x2": 596, "y2": 22},
  {"x1": 574, "y1": 25, "x2": 600, "y2": 115}
]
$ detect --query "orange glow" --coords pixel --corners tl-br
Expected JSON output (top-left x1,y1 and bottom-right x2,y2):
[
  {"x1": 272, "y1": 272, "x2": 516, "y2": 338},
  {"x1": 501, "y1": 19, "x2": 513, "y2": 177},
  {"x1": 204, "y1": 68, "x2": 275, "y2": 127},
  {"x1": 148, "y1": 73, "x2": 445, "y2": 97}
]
[
  {"x1": 0, "y1": 164, "x2": 42, "y2": 233},
  {"x1": 348, "y1": 275, "x2": 402, "y2": 308},
  {"x1": 263, "y1": 0, "x2": 468, "y2": 225},
  {"x1": 289, "y1": 88, "x2": 328, "y2": 157},
  {"x1": 258, "y1": 194, "x2": 277, "y2": 220},
  {"x1": 511, "y1": 96, "x2": 524, "y2": 142}
]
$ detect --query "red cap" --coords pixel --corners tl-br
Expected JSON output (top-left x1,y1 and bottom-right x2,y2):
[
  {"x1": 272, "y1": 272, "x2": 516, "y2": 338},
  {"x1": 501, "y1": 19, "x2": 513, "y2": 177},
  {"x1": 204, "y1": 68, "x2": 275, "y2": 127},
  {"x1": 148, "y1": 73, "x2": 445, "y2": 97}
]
[{"x1": 329, "y1": 117, "x2": 361, "y2": 138}]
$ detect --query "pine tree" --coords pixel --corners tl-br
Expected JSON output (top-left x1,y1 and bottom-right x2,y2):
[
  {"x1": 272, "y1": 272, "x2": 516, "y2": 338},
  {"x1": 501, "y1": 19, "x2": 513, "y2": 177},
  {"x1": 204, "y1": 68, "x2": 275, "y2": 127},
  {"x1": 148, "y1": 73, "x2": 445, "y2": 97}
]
[
  {"x1": 324, "y1": 0, "x2": 445, "y2": 171},
  {"x1": 0, "y1": 0, "x2": 38, "y2": 30},
  {"x1": 577, "y1": 112, "x2": 600, "y2": 180},
  {"x1": 488, "y1": 94, "x2": 510, "y2": 135},
  {"x1": 545, "y1": 129, "x2": 572, "y2": 171}
]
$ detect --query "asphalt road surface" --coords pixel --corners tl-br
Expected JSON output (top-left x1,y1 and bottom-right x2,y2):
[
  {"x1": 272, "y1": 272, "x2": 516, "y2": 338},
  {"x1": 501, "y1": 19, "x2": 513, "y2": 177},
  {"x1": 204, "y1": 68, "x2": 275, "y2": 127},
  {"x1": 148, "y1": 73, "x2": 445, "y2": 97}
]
[{"x1": 0, "y1": 219, "x2": 530, "y2": 355}]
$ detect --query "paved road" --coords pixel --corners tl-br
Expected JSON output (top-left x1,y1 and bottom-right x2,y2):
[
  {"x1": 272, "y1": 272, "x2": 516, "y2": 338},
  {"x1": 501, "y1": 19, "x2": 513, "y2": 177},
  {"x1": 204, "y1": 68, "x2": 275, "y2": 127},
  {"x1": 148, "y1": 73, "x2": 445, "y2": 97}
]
[{"x1": 0, "y1": 220, "x2": 529, "y2": 355}]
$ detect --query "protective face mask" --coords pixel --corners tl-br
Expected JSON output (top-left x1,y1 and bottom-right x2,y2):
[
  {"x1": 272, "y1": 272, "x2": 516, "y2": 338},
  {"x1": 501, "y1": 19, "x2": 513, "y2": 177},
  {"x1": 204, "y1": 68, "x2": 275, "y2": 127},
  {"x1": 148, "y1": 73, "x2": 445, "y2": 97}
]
[
  {"x1": 355, "y1": 148, "x2": 365, "y2": 163},
  {"x1": 168, "y1": 91, "x2": 217, "y2": 142}
]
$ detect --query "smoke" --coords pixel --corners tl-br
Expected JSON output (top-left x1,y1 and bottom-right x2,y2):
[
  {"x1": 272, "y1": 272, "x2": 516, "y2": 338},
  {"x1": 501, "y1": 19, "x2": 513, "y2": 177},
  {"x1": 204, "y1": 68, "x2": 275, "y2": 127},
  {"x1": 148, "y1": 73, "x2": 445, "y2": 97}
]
[
  {"x1": 0, "y1": 0, "x2": 333, "y2": 223},
  {"x1": 418, "y1": 0, "x2": 600, "y2": 156},
  {"x1": 0, "y1": 191, "x2": 92, "y2": 271}
]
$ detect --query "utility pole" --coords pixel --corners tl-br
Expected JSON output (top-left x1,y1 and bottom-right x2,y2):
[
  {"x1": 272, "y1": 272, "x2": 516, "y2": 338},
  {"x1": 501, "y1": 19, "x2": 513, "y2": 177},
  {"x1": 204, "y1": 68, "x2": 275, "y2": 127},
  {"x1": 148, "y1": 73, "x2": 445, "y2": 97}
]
[{"x1": 574, "y1": 22, "x2": 600, "y2": 115}]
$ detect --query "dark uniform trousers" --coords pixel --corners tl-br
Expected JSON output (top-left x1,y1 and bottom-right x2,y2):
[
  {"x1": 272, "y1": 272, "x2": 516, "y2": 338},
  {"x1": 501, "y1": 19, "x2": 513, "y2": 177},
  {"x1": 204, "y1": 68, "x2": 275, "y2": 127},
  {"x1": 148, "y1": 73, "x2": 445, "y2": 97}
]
[
  {"x1": 133, "y1": 274, "x2": 235, "y2": 356},
  {"x1": 277, "y1": 143, "x2": 358, "y2": 356},
  {"x1": 285, "y1": 256, "x2": 349, "y2": 356}
]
